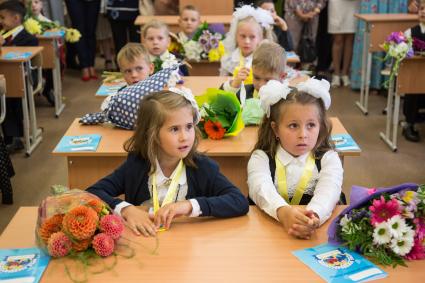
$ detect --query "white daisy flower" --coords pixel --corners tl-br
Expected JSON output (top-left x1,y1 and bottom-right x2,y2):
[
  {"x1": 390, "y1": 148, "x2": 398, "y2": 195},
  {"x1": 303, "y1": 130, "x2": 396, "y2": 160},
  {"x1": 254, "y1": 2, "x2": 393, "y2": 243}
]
[
  {"x1": 340, "y1": 215, "x2": 352, "y2": 234},
  {"x1": 387, "y1": 215, "x2": 408, "y2": 239},
  {"x1": 373, "y1": 222, "x2": 392, "y2": 245},
  {"x1": 400, "y1": 225, "x2": 415, "y2": 242},
  {"x1": 390, "y1": 237, "x2": 414, "y2": 256}
]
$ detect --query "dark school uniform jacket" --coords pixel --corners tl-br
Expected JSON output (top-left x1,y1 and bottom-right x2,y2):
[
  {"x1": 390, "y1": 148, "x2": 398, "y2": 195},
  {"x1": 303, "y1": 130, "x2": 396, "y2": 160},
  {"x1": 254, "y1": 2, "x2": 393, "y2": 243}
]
[{"x1": 87, "y1": 153, "x2": 249, "y2": 218}]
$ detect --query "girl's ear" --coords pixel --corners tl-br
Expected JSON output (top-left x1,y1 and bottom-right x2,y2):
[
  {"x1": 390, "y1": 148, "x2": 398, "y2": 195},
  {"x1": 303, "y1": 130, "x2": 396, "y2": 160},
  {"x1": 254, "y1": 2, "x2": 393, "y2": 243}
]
[
  {"x1": 149, "y1": 63, "x2": 154, "y2": 75},
  {"x1": 270, "y1": 121, "x2": 278, "y2": 137}
]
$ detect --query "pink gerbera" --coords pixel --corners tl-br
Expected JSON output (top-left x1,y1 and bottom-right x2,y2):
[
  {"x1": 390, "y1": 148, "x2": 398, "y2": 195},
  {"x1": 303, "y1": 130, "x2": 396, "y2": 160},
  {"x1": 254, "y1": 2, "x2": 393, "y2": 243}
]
[
  {"x1": 414, "y1": 218, "x2": 425, "y2": 241},
  {"x1": 92, "y1": 233, "x2": 114, "y2": 257},
  {"x1": 404, "y1": 238, "x2": 425, "y2": 260},
  {"x1": 47, "y1": 231, "x2": 72, "y2": 257},
  {"x1": 99, "y1": 215, "x2": 124, "y2": 240},
  {"x1": 369, "y1": 196, "x2": 400, "y2": 226}
]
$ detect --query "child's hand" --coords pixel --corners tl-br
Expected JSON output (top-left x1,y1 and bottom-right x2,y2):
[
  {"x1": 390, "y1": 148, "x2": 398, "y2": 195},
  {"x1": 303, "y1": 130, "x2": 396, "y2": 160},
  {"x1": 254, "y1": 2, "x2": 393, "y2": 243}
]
[
  {"x1": 273, "y1": 15, "x2": 288, "y2": 31},
  {"x1": 121, "y1": 205, "x2": 157, "y2": 237},
  {"x1": 153, "y1": 200, "x2": 193, "y2": 230},
  {"x1": 277, "y1": 206, "x2": 317, "y2": 239},
  {"x1": 231, "y1": 67, "x2": 250, "y2": 88}
]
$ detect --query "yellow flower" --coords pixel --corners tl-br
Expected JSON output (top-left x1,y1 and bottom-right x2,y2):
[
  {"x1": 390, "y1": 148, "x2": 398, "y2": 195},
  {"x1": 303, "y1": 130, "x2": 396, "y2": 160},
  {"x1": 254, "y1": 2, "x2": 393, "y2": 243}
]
[
  {"x1": 218, "y1": 41, "x2": 225, "y2": 56},
  {"x1": 24, "y1": 18, "x2": 42, "y2": 35},
  {"x1": 402, "y1": 191, "x2": 415, "y2": 203},
  {"x1": 65, "y1": 28, "x2": 81, "y2": 43},
  {"x1": 208, "y1": 48, "x2": 221, "y2": 62}
]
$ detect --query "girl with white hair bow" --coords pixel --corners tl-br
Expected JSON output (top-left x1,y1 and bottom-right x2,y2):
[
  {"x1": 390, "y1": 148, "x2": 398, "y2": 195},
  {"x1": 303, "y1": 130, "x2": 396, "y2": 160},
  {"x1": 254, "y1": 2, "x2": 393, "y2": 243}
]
[
  {"x1": 219, "y1": 5, "x2": 275, "y2": 78},
  {"x1": 247, "y1": 78, "x2": 344, "y2": 239}
]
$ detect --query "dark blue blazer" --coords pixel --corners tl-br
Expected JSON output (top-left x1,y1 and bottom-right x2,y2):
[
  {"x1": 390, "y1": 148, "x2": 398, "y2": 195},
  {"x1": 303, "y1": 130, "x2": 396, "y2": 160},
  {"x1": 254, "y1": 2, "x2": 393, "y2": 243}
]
[
  {"x1": 5, "y1": 29, "x2": 38, "y2": 46},
  {"x1": 87, "y1": 153, "x2": 249, "y2": 218}
]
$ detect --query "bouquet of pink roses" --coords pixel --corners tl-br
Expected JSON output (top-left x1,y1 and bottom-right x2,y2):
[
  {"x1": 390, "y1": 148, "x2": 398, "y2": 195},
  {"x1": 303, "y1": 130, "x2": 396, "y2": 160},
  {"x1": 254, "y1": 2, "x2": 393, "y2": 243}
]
[{"x1": 328, "y1": 183, "x2": 425, "y2": 267}]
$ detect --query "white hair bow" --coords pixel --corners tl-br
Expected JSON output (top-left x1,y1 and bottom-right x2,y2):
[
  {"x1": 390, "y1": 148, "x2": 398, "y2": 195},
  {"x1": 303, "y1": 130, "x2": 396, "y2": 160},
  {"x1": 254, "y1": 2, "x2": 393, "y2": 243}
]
[
  {"x1": 169, "y1": 87, "x2": 201, "y2": 124},
  {"x1": 222, "y1": 5, "x2": 274, "y2": 53},
  {"x1": 259, "y1": 80, "x2": 292, "y2": 118},
  {"x1": 296, "y1": 78, "x2": 331, "y2": 110}
]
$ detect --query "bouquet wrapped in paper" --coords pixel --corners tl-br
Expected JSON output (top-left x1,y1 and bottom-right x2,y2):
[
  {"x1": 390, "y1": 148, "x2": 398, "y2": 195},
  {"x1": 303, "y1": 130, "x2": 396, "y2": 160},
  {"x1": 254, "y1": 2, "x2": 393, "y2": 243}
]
[
  {"x1": 195, "y1": 88, "x2": 244, "y2": 140},
  {"x1": 36, "y1": 187, "x2": 125, "y2": 259},
  {"x1": 169, "y1": 22, "x2": 225, "y2": 62},
  {"x1": 328, "y1": 183, "x2": 425, "y2": 267}
]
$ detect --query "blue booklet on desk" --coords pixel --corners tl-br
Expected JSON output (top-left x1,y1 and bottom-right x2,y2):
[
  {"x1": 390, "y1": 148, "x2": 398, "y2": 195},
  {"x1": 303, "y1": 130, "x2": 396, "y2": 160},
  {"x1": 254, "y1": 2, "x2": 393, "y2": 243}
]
[
  {"x1": 293, "y1": 243, "x2": 387, "y2": 283},
  {"x1": 41, "y1": 30, "x2": 65, "y2": 37},
  {"x1": 0, "y1": 247, "x2": 50, "y2": 283},
  {"x1": 96, "y1": 82, "x2": 126, "y2": 96},
  {"x1": 55, "y1": 134, "x2": 101, "y2": 152},
  {"x1": 332, "y1": 134, "x2": 360, "y2": 152},
  {"x1": 2, "y1": 52, "x2": 32, "y2": 60}
]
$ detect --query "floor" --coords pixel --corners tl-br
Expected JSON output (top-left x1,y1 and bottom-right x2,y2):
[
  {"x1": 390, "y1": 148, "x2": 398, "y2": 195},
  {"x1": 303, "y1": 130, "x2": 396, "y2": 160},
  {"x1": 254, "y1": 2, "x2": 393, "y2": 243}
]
[{"x1": 1, "y1": 67, "x2": 424, "y2": 234}]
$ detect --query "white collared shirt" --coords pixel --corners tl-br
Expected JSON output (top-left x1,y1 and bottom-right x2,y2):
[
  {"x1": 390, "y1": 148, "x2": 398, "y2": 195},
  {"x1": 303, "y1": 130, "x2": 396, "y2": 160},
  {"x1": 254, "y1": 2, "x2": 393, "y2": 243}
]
[
  {"x1": 247, "y1": 146, "x2": 343, "y2": 225},
  {"x1": 404, "y1": 23, "x2": 425, "y2": 37},
  {"x1": 114, "y1": 160, "x2": 201, "y2": 217},
  {"x1": 9, "y1": 25, "x2": 24, "y2": 40},
  {"x1": 219, "y1": 48, "x2": 253, "y2": 76}
]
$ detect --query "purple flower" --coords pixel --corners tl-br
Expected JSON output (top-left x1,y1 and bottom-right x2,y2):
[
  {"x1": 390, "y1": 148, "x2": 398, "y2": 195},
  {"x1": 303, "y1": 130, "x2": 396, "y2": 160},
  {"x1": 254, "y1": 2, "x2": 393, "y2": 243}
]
[
  {"x1": 387, "y1": 31, "x2": 406, "y2": 44},
  {"x1": 413, "y1": 37, "x2": 425, "y2": 52},
  {"x1": 407, "y1": 48, "x2": 414, "y2": 58}
]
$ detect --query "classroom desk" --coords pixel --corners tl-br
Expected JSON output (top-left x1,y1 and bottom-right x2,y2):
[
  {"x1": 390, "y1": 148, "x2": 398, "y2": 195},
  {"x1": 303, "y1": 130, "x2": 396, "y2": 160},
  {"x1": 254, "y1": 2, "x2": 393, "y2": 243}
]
[
  {"x1": 354, "y1": 13, "x2": 417, "y2": 115},
  {"x1": 187, "y1": 52, "x2": 300, "y2": 76},
  {"x1": 38, "y1": 33, "x2": 65, "y2": 117},
  {"x1": 0, "y1": 46, "x2": 44, "y2": 156},
  {"x1": 1, "y1": 206, "x2": 423, "y2": 282},
  {"x1": 135, "y1": 15, "x2": 232, "y2": 35},
  {"x1": 52, "y1": 117, "x2": 359, "y2": 194},
  {"x1": 179, "y1": 0, "x2": 233, "y2": 15},
  {"x1": 380, "y1": 56, "x2": 425, "y2": 151}
]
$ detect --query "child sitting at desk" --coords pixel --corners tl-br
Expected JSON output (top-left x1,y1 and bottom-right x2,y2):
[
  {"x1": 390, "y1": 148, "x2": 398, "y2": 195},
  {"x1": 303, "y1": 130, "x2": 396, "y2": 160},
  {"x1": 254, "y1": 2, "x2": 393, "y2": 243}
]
[
  {"x1": 257, "y1": 0, "x2": 294, "y2": 52},
  {"x1": 141, "y1": 19, "x2": 179, "y2": 73},
  {"x1": 0, "y1": 0, "x2": 38, "y2": 152},
  {"x1": 117, "y1": 43, "x2": 154, "y2": 86},
  {"x1": 402, "y1": 0, "x2": 425, "y2": 142},
  {"x1": 220, "y1": 5, "x2": 275, "y2": 84},
  {"x1": 248, "y1": 78, "x2": 343, "y2": 239},
  {"x1": 177, "y1": 4, "x2": 201, "y2": 43},
  {"x1": 222, "y1": 40, "x2": 287, "y2": 103},
  {"x1": 87, "y1": 88, "x2": 249, "y2": 237}
]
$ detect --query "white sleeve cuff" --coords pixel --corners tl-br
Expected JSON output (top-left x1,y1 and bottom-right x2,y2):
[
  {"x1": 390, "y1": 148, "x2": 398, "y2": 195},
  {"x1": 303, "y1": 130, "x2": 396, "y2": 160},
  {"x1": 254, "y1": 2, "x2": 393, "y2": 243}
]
[
  {"x1": 222, "y1": 80, "x2": 240, "y2": 93},
  {"x1": 114, "y1": 201, "x2": 133, "y2": 217},
  {"x1": 188, "y1": 199, "x2": 202, "y2": 217}
]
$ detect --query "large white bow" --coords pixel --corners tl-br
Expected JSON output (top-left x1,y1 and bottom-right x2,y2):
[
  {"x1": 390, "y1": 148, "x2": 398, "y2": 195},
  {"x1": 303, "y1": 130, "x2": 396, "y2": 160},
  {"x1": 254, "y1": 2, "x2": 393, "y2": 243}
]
[
  {"x1": 258, "y1": 80, "x2": 292, "y2": 118},
  {"x1": 296, "y1": 78, "x2": 331, "y2": 110},
  {"x1": 169, "y1": 87, "x2": 201, "y2": 124}
]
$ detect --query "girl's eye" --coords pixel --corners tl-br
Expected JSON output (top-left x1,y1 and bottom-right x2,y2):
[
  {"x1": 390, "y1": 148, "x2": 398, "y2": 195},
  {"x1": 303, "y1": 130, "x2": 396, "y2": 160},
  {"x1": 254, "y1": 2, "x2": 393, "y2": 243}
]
[
  {"x1": 307, "y1": 122, "x2": 317, "y2": 129},
  {"x1": 186, "y1": 123, "x2": 193, "y2": 130},
  {"x1": 288, "y1": 123, "x2": 298, "y2": 129},
  {"x1": 170, "y1": 126, "x2": 179, "y2": 132}
]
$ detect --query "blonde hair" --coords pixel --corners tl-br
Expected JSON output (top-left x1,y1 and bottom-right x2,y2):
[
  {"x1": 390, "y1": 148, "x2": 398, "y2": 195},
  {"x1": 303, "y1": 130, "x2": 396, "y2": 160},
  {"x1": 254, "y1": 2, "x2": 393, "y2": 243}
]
[
  {"x1": 180, "y1": 4, "x2": 200, "y2": 16},
  {"x1": 253, "y1": 40, "x2": 286, "y2": 74},
  {"x1": 141, "y1": 19, "x2": 170, "y2": 39},
  {"x1": 254, "y1": 89, "x2": 333, "y2": 159},
  {"x1": 116, "y1": 43, "x2": 150, "y2": 69},
  {"x1": 236, "y1": 16, "x2": 275, "y2": 45},
  {"x1": 124, "y1": 90, "x2": 200, "y2": 174}
]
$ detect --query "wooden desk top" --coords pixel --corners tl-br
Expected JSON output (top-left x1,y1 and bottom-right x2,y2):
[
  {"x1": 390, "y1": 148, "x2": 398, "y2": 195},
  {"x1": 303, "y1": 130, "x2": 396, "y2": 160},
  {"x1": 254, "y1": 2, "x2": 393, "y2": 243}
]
[
  {"x1": 354, "y1": 13, "x2": 418, "y2": 22},
  {"x1": 0, "y1": 46, "x2": 44, "y2": 62},
  {"x1": 135, "y1": 15, "x2": 232, "y2": 26},
  {"x1": 52, "y1": 117, "x2": 359, "y2": 157},
  {"x1": 1, "y1": 206, "x2": 422, "y2": 282}
]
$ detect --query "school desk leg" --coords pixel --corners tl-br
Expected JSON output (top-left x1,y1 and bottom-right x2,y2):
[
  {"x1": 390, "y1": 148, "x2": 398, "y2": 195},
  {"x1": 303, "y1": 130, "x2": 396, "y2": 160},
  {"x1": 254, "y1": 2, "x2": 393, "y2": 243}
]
[
  {"x1": 379, "y1": 77, "x2": 397, "y2": 151},
  {"x1": 356, "y1": 24, "x2": 370, "y2": 115},
  {"x1": 24, "y1": 62, "x2": 43, "y2": 156},
  {"x1": 53, "y1": 40, "x2": 65, "y2": 117}
]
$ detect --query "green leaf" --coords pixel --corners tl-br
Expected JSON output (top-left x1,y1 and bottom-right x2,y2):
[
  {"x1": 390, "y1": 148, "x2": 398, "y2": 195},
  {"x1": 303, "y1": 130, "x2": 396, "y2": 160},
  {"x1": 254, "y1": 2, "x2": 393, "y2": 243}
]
[{"x1": 215, "y1": 115, "x2": 230, "y2": 129}]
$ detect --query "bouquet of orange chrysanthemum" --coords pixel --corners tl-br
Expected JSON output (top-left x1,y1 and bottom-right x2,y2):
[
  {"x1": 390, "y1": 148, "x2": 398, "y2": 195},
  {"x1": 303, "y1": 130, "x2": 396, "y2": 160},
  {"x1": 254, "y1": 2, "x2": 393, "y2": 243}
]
[{"x1": 36, "y1": 186, "x2": 135, "y2": 282}]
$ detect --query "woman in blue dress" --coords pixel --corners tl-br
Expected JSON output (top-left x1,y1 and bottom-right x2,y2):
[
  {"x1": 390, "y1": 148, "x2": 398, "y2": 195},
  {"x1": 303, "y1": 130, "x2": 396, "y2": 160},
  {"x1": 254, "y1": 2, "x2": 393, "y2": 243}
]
[{"x1": 350, "y1": 0, "x2": 408, "y2": 90}]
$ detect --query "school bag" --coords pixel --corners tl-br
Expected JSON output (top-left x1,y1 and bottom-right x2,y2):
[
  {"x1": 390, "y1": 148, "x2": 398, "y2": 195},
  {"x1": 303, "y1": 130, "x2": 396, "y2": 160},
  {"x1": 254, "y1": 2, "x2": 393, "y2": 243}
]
[{"x1": 297, "y1": 23, "x2": 317, "y2": 63}]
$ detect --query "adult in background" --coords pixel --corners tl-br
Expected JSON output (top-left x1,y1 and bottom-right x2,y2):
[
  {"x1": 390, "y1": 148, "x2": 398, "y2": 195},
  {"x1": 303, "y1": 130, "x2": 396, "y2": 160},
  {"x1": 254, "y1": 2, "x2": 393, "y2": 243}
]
[
  {"x1": 65, "y1": 0, "x2": 101, "y2": 81},
  {"x1": 328, "y1": 0, "x2": 360, "y2": 87}
]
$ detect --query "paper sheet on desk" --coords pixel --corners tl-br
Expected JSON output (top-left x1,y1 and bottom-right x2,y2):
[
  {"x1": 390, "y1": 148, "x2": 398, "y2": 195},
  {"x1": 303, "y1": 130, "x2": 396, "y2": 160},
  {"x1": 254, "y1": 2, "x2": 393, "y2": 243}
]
[{"x1": 2, "y1": 52, "x2": 32, "y2": 60}]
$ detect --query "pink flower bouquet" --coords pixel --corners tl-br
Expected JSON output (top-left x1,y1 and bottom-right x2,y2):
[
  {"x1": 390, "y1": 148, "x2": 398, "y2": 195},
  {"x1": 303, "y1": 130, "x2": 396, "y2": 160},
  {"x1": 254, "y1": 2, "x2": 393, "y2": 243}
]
[{"x1": 328, "y1": 183, "x2": 425, "y2": 267}]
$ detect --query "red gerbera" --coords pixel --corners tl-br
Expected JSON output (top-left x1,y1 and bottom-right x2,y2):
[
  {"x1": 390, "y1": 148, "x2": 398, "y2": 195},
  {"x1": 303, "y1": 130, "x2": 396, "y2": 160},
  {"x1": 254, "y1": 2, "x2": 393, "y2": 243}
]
[
  {"x1": 369, "y1": 196, "x2": 400, "y2": 226},
  {"x1": 204, "y1": 120, "x2": 225, "y2": 140}
]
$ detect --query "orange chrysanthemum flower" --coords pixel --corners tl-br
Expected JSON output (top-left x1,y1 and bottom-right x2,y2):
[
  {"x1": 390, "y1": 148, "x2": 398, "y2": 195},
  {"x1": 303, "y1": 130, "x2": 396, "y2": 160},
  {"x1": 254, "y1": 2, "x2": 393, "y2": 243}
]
[
  {"x1": 62, "y1": 206, "x2": 99, "y2": 240},
  {"x1": 87, "y1": 198, "x2": 104, "y2": 214},
  {"x1": 38, "y1": 214, "x2": 64, "y2": 243},
  {"x1": 204, "y1": 120, "x2": 225, "y2": 140},
  {"x1": 72, "y1": 238, "x2": 91, "y2": 252}
]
